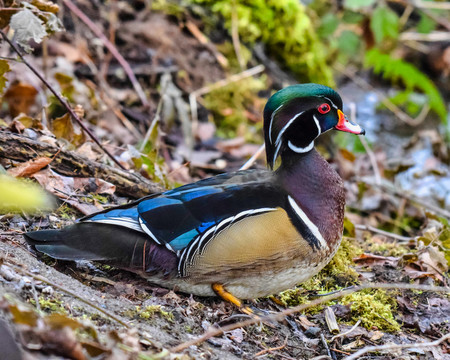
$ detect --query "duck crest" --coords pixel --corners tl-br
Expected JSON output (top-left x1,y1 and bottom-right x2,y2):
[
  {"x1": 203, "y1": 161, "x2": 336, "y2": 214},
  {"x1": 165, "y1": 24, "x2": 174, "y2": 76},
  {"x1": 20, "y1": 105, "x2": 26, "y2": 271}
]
[{"x1": 264, "y1": 84, "x2": 344, "y2": 169}]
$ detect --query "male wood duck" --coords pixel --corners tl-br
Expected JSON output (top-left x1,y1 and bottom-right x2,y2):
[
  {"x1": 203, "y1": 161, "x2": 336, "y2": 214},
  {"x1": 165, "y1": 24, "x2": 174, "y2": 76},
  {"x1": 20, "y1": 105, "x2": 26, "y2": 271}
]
[{"x1": 25, "y1": 84, "x2": 364, "y2": 312}]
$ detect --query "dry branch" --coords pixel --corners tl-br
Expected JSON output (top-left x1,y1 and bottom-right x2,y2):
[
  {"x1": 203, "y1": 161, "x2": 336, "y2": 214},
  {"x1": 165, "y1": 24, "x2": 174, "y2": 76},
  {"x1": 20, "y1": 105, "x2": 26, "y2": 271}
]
[
  {"x1": 343, "y1": 332, "x2": 450, "y2": 360},
  {"x1": 62, "y1": 0, "x2": 150, "y2": 109},
  {"x1": 0, "y1": 131, "x2": 163, "y2": 198},
  {"x1": 170, "y1": 283, "x2": 449, "y2": 353},
  {"x1": 0, "y1": 30, "x2": 126, "y2": 170}
]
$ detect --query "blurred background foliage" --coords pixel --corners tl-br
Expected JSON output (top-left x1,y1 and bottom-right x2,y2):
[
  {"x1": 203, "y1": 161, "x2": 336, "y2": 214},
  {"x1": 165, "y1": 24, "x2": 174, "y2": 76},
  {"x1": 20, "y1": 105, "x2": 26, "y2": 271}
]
[{"x1": 153, "y1": 0, "x2": 448, "y2": 137}]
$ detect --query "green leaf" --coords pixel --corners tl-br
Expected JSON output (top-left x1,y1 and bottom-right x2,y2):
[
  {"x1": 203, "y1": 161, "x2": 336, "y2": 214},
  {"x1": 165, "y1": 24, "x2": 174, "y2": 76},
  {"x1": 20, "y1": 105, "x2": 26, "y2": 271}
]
[
  {"x1": 342, "y1": 10, "x2": 365, "y2": 24},
  {"x1": 9, "y1": 8, "x2": 47, "y2": 52},
  {"x1": 370, "y1": 5, "x2": 399, "y2": 44},
  {"x1": 318, "y1": 13, "x2": 339, "y2": 38},
  {"x1": 0, "y1": 59, "x2": 11, "y2": 95},
  {"x1": 365, "y1": 49, "x2": 447, "y2": 123},
  {"x1": 337, "y1": 30, "x2": 361, "y2": 56},
  {"x1": 344, "y1": 0, "x2": 376, "y2": 11},
  {"x1": 417, "y1": 13, "x2": 436, "y2": 34}
]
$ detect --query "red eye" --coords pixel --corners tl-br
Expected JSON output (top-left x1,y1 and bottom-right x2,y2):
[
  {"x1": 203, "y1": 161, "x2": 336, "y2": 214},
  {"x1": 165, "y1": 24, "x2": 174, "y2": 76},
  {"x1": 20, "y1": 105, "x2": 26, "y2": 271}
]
[{"x1": 318, "y1": 103, "x2": 331, "y2": 114}]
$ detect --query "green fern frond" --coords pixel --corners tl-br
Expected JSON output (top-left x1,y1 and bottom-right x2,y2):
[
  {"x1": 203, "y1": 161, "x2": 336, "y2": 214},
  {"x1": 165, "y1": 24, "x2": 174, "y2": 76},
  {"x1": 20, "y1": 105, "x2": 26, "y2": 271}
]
[{"x1": 365, "y1": 49, "x2": 447, "y2": 123}]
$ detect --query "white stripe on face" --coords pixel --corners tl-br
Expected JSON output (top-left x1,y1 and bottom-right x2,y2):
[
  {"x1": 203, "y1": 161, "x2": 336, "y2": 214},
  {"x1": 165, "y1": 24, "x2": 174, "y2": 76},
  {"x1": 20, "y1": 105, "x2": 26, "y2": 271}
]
[
  {"x1": 268, "y1": 104, "x2": 283, "y2": 144},
  {"x1": 313, "y1": 115, "x2": 321, "y2": 135},
  {"x1": 322, "y1": 97, "x2": 338, "y2": 110},
  {"x1": 275, "y1": 111, "x2": 304, "y2": 146}
]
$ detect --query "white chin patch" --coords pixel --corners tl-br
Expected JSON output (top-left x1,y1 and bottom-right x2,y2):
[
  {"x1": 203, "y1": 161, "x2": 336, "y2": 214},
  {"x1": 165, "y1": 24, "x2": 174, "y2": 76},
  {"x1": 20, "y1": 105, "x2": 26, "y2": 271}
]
[{"x1": 288, "y1": 141, "x2": 314, "y2": 153}]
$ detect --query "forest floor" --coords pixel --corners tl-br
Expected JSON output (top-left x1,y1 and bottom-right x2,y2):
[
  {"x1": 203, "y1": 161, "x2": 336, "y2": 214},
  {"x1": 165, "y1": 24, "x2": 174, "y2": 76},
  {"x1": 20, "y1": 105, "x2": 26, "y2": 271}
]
[{"x1": 0, "y1": 1, "x2": 449, "y2": 359}]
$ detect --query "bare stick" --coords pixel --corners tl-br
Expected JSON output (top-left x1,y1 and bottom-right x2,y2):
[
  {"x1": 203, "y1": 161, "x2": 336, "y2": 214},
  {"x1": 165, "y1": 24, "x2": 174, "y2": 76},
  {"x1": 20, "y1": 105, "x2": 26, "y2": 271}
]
[
  {"x1": 0, "y1": 30, "x2": 126, "y2": 170},
  {"x1": 254, "y1": 335, "x2": 288, "y2": 357},
  {"x1": 412, "y1": 0, "x2": 450, "y2": 10},
  {"x1": 354, "y1": 224, "x2": 412, "y2": 242},
  {"x1": 240, "y1": 144, "x2": 266, "y2": 170},
  {"x1": 140, "y1": 76, "x2": 169, "y2": 152},
  {"x1": 400, "y1": 31, "x2": 450, "y2": 42},
  {"x1": 62, "y1": 0, "x2": 149, "y2": 108},
  {"x1": 0, "y1": 131, "x2": 163, "y2": 198},
  {"x1": 359, "y1": 176, "x2": 450, "y2": 219},
  {"x1": 344, "y1": 332, "x2": 450, "y2": 360},
  {"x1": 185, "y1": 21, "x2": 228, "y2": 69},
  {"x1": 330, "y1": 320, "x2": 361, "y2": 342},
  {"x1": 170, "y1": 283, "x2": 449, "y2": 353},
  {"x1": 231, "y1": 0, "x2": 245, "y2": 70}
]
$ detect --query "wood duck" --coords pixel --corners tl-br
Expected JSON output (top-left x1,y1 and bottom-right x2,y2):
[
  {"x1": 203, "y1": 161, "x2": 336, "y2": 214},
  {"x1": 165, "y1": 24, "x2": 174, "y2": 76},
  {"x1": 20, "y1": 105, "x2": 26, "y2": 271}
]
[{"x1": 25, "y1": 84, "x2": 364, "y2": 311}]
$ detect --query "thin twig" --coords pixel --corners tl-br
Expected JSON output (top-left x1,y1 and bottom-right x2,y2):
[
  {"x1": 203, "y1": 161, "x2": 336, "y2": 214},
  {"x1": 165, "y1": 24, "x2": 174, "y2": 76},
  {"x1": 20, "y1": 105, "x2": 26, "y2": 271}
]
[
  {"x1": 240, "y1": 144, "x2": 266, "y2": 170},
  {"x1": 184, "y1": 20, "x2": 228, "y2": 68},
  {"x1": 344, "y1": 332, "x2": 450, "y2": 360},
  {"x1": 0, "y1": 30, "x2": 126, "y2": 170},
  {"x1": 321, "y1": 333, "x2": 333, "y2": 359},
  {"x1": 412, "y1": 0, "x2": 450, "y2": 10},
  {"x1": 62, "y1": 0, "x2": 150, "y2": 109},
  {"x1": 189, "y1": 65, "x2": 265, "y2": 127},
  {"x1": 231, "y1": 0, "x2": 245, "y2": 70},
  {"x1": 400, "y1": 31, "x2": 450, "y2": 42},
  {"x1": 358, "y1": 176, "x2": 450, "y2": 219},
  {"x1": 399, "y1": 4, "x2": 414, "y2": 28},
  {"x1": 139, "y1": 75, "x2": 169, "y2": 152},
  {"x1": 330, "y1": 320, "x2": 362, "y2": 342},
  {"x1": 170, "y1": 283, "x2": 449, "y2": 353},
  {"x1": 255, "y1": 335, "x2": 289, "y2": 357},
  {"x1": 387, "y1": 0, "x2": 450, "y2": 31},
  {"x1": 354, "y1": 224, "x2": 413, "y2": 242}
]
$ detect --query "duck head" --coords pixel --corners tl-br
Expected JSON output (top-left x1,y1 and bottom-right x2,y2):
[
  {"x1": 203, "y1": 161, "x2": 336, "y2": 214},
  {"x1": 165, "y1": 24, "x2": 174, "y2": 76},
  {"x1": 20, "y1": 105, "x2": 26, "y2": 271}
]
[{"x1": 264, "y1": 84, "x2": 365, "y2": 169}]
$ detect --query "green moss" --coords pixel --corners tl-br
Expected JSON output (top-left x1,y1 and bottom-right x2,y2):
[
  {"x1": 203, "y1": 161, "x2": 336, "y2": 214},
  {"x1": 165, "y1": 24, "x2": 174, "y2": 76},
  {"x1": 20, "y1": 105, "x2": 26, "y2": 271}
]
[
  {"x1": 55, "y1": 203, "x2": 78, "y2": 221},
  {"x1": 123, "y1": 305, "x2": 174, "y2": 322},
  {"x1": 30, "y1": 296, "x2": 66, "y2": 314},
  {"x1": 367, "y1": 241, "x2": 409, "y2": 257},
  {"x1": 278, "y1": 238, "x2": 362, "y2": 313},
  {"x1": 191, "y1": 0, "x2": 333, "y2": 85},
  {"x1": 323, "y1": 237, "x2": 362, "y2": 277},
  {"x1": 341, "y1": 289, "x2": 401, "y2": 332},
  {"x1": 203, "y1": 75, "x2": 267, "y2": 141}
]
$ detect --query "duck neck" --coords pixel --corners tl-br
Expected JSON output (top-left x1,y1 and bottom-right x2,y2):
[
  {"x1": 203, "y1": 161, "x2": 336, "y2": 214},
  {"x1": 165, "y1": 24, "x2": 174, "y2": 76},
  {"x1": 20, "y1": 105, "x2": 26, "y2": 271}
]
[{"x1": 276, "y1": 149, "x2": 345, "y2": 249}]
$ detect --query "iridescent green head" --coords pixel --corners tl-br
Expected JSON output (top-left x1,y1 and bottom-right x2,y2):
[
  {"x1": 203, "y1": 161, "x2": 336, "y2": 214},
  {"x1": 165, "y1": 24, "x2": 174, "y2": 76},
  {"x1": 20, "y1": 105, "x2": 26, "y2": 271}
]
[{"x1": 264, "y1": 84, "x2": 365, "y2": 168}]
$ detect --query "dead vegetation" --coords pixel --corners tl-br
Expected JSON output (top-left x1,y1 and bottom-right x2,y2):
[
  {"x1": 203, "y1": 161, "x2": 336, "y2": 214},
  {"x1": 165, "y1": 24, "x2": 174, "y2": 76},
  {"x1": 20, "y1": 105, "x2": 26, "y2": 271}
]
[{"x1": 0, "y1": 1, "x2": 449, "y2": 359}]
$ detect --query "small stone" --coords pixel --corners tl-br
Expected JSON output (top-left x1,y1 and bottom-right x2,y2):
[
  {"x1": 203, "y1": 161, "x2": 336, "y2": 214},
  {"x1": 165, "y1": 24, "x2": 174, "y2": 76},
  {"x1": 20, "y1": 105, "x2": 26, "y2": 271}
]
[
  {"x1": 42, "y1": 286, "x2": 54, "y2": 295},
  {"x1": 304, "y1": 326, "x2": 321, "y2": 338},
  {"x1": 0, "y1": 265, "x2": 19, "y2": 281}
]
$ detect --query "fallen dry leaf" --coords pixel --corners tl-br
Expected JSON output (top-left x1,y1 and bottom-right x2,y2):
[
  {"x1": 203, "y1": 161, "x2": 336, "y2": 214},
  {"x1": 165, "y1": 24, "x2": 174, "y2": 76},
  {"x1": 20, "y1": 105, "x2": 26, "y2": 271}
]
[
  {"x1": 73, "y1": 178, "x2": 116, "y2": 195},
  {"x1": 32, "y1": 168, "x2": 112, "y2": 215},
  {"x1": 10, "y1": 113, "x2": 43, "y2": 130},
  {"x1": 3, "y1": 81, "x2": 38, "y2": 117},
  {"x1": 7, "y1": 118, "x2": 26, "y2": 133},
  {"x1": 48, "y1": 40, "x2": 90, "y2": 63},
  {"x1": 51, "y1": 113, "x2": 85, "y2": 146},
  {"x1": 353, "y1": 253, "x2": 399, "y2": 267},
  {"x1": 8, "y1": 157, "x2": 53, "y2": 178}
]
